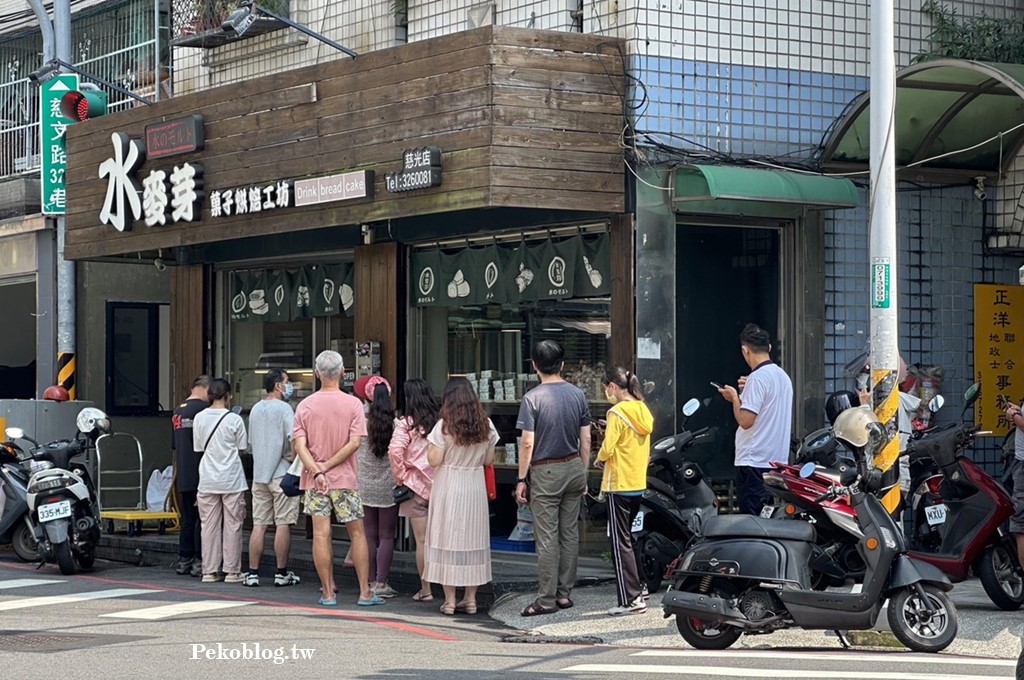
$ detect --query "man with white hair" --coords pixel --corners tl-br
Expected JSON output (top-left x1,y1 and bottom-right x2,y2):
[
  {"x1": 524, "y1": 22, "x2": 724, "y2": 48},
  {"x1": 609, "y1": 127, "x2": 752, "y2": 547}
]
[{"x1": 292, "y1": 351, "x2": 381, "y2": 606}]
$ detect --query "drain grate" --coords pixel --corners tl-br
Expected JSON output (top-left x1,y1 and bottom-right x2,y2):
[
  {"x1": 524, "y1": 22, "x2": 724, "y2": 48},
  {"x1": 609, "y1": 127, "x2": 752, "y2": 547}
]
[{"x1": 0, "y1": 630, "x2": 148, "y2": 653}]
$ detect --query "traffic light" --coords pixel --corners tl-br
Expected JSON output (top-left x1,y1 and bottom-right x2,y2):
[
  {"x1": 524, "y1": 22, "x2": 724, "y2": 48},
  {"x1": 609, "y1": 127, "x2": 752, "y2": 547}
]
[{"x1": 60, "y1": 84, "x2": 107, "y2": 122}]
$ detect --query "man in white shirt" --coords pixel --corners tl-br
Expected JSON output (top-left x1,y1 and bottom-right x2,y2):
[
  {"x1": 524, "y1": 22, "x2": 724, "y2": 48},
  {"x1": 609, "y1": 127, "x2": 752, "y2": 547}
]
[{"x1": 718, "y1": 323, "x2": 794, "y2": 515}]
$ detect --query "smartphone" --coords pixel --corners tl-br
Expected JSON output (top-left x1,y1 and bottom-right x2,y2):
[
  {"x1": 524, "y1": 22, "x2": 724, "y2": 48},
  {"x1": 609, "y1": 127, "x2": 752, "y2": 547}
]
[{"x1": 710, "y1": 381, "x2": 723, "y2": 390}]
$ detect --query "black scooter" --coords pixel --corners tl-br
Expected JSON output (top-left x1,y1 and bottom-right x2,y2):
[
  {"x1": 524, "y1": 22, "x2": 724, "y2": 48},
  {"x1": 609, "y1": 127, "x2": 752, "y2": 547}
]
[
  {"x1": 633, "y1": 398, "x2": 718, "y2": 593},
  {"x1": 0, "y1": 440, "x2": 36, "y2": 561},
  {"x1": 662, "y1": 409, "x2": 958, "y2": 653}
]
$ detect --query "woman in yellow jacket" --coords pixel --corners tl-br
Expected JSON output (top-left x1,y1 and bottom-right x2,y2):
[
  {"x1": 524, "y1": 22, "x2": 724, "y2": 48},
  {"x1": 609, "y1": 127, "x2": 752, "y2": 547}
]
[{"x1": 596, "y1": 366, "x2": 654, "y2": 616}]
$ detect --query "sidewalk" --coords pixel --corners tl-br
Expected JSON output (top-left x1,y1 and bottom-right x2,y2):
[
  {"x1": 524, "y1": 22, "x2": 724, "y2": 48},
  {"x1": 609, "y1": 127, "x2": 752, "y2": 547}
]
[{"x1": 94, "y1": 530, "x2": 615, "y2": 606}]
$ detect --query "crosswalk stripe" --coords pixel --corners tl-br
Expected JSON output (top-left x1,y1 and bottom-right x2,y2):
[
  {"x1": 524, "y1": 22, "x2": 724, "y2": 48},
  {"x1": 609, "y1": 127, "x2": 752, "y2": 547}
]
[
  {"x1": 632, "y1": 650, "x2": 1016, "y2": 667},
  {"x1": 0, "y1": 588, "x2": 158, "y2": 611},
  {"x1": 562, "y1": 665, "x2": 1006, "y2": 679},
  {"x1": 0, "y1": 579, "x2": 66, "y2": 590},
  {"x1": 100, "y1": 600, "x2": 255, "y2": 620}
]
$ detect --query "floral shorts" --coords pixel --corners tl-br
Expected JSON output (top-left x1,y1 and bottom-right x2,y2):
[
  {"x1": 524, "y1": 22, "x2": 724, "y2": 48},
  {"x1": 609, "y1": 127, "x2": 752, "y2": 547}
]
[{"x1": 303, "y1": 488, "x2": 364, "y2": 524}]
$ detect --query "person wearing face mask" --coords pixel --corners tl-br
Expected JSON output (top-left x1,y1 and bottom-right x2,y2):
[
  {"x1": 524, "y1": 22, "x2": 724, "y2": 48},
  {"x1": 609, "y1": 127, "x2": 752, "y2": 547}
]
[
  {"x1": 243, "y1": 369, "x2": 301, "y2": 587},
  {"x1": 595, "y1": 366, "x2": 654, "y2": 616}
]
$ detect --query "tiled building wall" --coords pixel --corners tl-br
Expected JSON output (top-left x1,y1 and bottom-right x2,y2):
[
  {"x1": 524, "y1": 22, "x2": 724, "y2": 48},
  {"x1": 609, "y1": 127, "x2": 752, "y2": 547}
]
[{"x1": 410, "y1": 0, "x2": 580, "y2": 40}]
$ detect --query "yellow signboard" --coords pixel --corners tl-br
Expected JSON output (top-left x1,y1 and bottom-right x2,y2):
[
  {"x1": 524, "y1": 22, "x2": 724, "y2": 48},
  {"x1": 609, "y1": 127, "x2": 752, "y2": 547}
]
[{"x1": 974, "y1": 283, "x2": 1024, "y2": 434}]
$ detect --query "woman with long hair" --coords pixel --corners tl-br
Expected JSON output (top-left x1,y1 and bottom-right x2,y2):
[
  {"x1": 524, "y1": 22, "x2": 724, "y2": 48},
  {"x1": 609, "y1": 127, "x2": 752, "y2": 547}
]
[
  {"x1": 596, "y1": 366, "x2": 653, "y2": 616},
  {"x1": 192, "y1": 378, "x2": 248, "y2": 584},
  {"x1": 355, "y1": 376, "x2": 399, "y2": 598},
  {"x1": 423, "y1": 377, "x2": 499, "y2": 615},
  {"x1": 388, "y1": 378, "x2": 440, "y2": 602}
]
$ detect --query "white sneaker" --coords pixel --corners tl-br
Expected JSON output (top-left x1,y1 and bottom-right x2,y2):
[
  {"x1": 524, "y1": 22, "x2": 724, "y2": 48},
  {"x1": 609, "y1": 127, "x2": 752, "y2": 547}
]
[
  {"x1": 641, "y1": 585, "x2": 650, "y2": 601},
  {"x1": 607, "y1": 597, "x2": 647, "y2": 616},
  {"x1": 243, "y1": 572, "x2": 260, "y2": 587},
  {"x1": 274, "y1": 571, "x2": 300, "y2": 587},
  {"x1": 372, "y1": 583, "x2": 399, "y2": 598}
]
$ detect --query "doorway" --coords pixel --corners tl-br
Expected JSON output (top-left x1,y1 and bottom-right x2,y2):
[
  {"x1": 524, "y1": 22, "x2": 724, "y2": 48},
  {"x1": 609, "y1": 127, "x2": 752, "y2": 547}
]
[{"x1": 675, "y1": 223, "x2": 783, "y2": 482}]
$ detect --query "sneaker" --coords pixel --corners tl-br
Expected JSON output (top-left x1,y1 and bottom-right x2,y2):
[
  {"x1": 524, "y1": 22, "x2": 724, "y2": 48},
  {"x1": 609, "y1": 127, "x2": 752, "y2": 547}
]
[
  {"x1": 641, "y1": 585, "x2": 650, "y2": 601},
  {"x1": 174, "y1": 558, "x2": 193, "y2": 576},
  {"x1": 607, "y1": 597, "x2": 647, "y2": 616},
  {"x1": 274, "y1": 571, "x2": 300, "y2": 587},
  {"x1": 201, "y1": 573, "x2": 222, "y2": 583},
  {"x1": 190, "y1": 562, "x2": 203, "y2": 578},
  {"x1": 372, "y1": 583, "x2": 398, "y2": 598},
  {"x1": 243, "y1": 572, "x2": 260, "y2": 587},
  {"x1": 223, "y1": 573, "x2": 246, "y2": 584}
]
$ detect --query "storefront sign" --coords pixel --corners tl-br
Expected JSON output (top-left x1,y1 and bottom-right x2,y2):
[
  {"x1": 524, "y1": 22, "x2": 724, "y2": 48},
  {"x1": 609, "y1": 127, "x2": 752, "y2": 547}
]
[
  {"x1": 294, "y1": 171, "x2": 374, "y2": 206},
  {"x1": 974, "y1": 284, "x2": 1024, "y2": 433},
  {"x1": 40, "y1": 74, "x2": 77, "y2": 214},
  {"x1": 145, "y1": 115, "x2": 205, "y2": 159},
  {"x1": 385, "y1": 146, "x2": 442, "y2": 193},
  {"x1": 411, "y1": 233, "x2": 607, "y2": 307},
  {"x1": 210, "y1": 181, "x2": 291, "y2": 217}
]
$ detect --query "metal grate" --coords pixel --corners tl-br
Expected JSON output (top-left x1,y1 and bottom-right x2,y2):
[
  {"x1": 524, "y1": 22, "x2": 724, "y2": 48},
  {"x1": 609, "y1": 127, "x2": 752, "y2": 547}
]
[
  {"x1": 0, "y1": 630, "x2": 147, "y2": 653},
  {"x1": 0, "y1": 0, "x2": 168, "y2": 180},
  {"x1": 170, "y1": 0, "x2": 289, "y2": 48}
]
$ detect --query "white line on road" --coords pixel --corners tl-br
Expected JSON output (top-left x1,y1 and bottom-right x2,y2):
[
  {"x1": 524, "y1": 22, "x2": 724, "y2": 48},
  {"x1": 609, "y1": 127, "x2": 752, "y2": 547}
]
[
  {"x1": 0, "y1": 588, "x2": 158, "y2": 611},
  {"x1": 0, "y1": 579, "x2": 66, "y2": 590},
  {"x1": 100, "y1": 600, "x2": 255, "y2": 620},
  {"x1": 562, "y1": 665, "x2": 1010, "y2": 679},
  {"x1": 632, "y1": 650, "x2": 1017, "y2": 667}
]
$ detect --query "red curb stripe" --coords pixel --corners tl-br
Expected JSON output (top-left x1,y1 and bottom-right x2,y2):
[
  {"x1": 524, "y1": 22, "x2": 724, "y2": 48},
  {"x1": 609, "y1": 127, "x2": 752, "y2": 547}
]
[{"x1": 0, "y1": 561, "x2": 456, "y2": 641}]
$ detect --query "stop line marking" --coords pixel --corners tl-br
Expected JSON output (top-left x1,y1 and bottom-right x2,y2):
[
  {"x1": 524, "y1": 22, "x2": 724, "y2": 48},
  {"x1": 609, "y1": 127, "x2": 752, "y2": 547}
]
[
  {"x1": 632, "y1": 649, "x2": 1016, "y2": 667},
  {"x1": 562, "y1": 666, "x2": 1013, "y2": 678}
]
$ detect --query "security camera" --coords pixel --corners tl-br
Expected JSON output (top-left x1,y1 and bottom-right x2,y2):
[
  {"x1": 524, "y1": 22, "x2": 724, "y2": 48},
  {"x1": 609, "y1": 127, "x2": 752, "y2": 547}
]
[
  {"x1": 974, "y1": 177, "x2": 987, "y2": 201},
  {"x1": 154, "y1": 257, "x2": 167, "y2": 272},
  {"x1": 28, "y1": 61, "x2": 59, "y2": 85}
]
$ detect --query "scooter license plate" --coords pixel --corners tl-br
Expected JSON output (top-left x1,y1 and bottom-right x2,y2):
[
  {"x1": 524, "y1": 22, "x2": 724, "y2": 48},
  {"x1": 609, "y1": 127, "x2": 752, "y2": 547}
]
[
  {"x1": 924, "y1": 503, "x2": 947, "y2": 526},
  {"x1": 38, "y1": 500, "x2": 71, "y2": 523},
  {"x1": 630, "y1": 511, "x2": 644, "y2": 533},
  {"x1": 759, "y1": 505, "x2": 776, "y2": 519}
]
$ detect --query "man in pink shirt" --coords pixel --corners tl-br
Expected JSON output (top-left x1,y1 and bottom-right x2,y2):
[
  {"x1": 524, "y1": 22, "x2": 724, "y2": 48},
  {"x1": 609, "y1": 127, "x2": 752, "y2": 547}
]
[{"x1": 293, "y1": 350, "x2": 381, "y2": 606}]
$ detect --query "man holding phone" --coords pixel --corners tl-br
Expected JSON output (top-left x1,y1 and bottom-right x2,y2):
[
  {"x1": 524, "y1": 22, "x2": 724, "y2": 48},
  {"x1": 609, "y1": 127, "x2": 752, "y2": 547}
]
[{"x1": 716, "y1": 324, "x2": 793, "y2": 515}]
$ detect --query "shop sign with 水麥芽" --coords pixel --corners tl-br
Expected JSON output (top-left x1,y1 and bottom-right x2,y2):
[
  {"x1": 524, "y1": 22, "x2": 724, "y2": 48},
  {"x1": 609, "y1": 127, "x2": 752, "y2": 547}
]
[
  {"x1": 94, "y1": 130, "x2": 205, "y2": 232},
  {"x1": 973, "y1": 283, "x2": 1024, "y2": 433},
  {"x1": 385, "y1": 147, "x2": 442, "y2": 193}
]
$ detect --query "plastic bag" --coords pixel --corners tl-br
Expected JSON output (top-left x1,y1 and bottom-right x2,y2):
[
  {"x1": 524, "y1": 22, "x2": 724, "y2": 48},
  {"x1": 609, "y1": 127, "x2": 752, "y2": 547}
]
[
  {"x1": 508, "y1": 502, "x2": 534, "y2": 541},
  {"x1": 146, "y1": 465, "x2": 174, "y2": 511}
]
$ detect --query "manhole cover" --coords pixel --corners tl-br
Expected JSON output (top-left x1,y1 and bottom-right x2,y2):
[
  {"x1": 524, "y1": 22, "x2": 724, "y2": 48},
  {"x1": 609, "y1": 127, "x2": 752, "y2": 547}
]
[
  {"x1": 500, "y1": 633, "x2": 604, "y2": 645},
  {"x1": 0, "y1": 630, "x2": 149, "y2": 653}
]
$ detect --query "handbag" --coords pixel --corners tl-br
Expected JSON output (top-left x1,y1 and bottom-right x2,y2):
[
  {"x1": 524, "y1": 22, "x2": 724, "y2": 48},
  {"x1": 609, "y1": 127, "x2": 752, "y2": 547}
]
[
  {"x1": 392, "y1": 484, "x2": 414, "y2": 504},
  {"x1": 280, "y1": 456, "x2": 304, "y2": 498},
  {"x1": 484, "y1": 464, "x2": 497, "y2": 502}
]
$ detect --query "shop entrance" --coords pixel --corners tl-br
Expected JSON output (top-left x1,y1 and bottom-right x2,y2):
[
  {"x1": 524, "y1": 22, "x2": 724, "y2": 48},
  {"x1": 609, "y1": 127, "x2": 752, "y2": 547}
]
[{"x1": 675, "y1": 223, "x2": 782, "y2": 486}]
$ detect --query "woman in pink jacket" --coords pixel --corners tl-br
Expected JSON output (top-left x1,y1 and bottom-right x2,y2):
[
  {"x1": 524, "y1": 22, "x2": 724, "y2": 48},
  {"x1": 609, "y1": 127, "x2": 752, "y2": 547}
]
[{"x1": 388, "y1": 378, "x2": 440, "y2": 601}]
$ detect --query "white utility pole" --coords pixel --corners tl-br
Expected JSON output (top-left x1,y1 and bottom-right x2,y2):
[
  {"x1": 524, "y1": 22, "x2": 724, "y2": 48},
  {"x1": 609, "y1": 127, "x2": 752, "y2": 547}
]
[{"x1": 868, "y1": 0, "x2": 902, "y2": 514}]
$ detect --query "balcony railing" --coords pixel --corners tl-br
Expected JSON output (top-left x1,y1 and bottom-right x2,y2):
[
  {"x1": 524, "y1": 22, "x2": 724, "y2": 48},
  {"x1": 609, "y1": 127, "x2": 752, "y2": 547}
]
[{"x1": 171, "y1": 0, "x2": 290, "y2": 48}]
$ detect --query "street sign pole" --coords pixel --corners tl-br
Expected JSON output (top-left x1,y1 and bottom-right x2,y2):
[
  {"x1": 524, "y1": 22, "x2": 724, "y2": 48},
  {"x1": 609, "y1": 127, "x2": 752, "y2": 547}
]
[{"x1": 868, "y1": 0, "x2": 901, "y2": 514}]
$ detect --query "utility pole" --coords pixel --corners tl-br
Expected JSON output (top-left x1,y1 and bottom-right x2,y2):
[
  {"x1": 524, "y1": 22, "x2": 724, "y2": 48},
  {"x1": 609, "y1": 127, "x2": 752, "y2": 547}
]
[
  {"x1": 868, "y1": 0, "x2": 901, "y2": 514},
  {"x1": 27, "y1": 0, "x2": 76, "y2": 398}
]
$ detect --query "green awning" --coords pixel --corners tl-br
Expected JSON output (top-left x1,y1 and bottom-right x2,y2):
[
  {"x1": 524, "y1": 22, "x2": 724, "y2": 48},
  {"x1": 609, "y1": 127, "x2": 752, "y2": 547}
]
[
  {"x1": 822, "y1": 60, "x2": 1024, "y2": 179},
  {"x1": 672, "y1": 164, "x2": 861, "y2": 214}
]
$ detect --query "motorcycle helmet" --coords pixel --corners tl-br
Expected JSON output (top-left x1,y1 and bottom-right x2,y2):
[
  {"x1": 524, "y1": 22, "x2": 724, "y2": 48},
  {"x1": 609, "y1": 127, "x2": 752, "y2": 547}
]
[
  {"x1": 824, "y1": 390, "x2": 860, "y2": 425},
  {"x1": 832, "y1": 405, "x2": 883, "y2": 450},
  {"x1": 43, "y1": 385, "x2": 70, "y2": 402}
]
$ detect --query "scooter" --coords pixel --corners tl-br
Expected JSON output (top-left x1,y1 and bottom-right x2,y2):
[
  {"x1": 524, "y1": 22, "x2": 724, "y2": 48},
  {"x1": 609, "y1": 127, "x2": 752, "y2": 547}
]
[
  {"x1": 906, "y1": 384, "x2": 1024, "y2": 610},
  {"x1": 633, "y1": 398, "x2": 719, "y2": 592},
  {"x1": 0, "y1": 439, "x2": 37, "y2": 562},
  {"x1": 662, "y1": 406, "x2": 958, "y2": 653},
  {"x1": 6, "y1": 407, "x2": 108, "y2": 575}
]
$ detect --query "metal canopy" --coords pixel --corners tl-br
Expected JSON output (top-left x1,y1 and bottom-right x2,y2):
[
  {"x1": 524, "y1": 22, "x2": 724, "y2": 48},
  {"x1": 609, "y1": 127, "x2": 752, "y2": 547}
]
[
  {"x1": 821, "y1": 60, "x2": 1024, "y2": 179},
  {"x1": 672, "y1": 164, "x2": 861, "y2": 210}
]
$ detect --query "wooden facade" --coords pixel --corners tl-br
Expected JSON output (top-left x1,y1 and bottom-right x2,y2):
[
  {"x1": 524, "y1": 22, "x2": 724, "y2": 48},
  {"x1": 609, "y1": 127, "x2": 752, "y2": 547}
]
[{"x1": 64, "y1": 27, "x2": 625, "y2": 260}]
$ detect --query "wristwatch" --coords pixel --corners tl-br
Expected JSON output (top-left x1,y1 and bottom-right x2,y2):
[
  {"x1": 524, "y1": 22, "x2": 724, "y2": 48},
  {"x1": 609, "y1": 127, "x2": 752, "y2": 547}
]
[{"x1": 517, "y1": 478, "x2": 528, "y2": 485}]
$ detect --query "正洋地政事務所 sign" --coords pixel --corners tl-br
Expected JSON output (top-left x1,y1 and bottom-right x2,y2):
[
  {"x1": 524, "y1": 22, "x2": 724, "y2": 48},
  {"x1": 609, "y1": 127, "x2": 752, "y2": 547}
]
[{"x1": 293, "y1": 171, "x2": 374, "y2": 207}]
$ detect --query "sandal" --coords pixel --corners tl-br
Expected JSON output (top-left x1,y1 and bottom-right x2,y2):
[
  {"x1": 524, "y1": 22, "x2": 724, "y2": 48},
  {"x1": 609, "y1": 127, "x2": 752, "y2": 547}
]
[
  {"x1": 440, "y1": 602, "x2": 456, "y2": 616},
  {"x1": 454, "y1": 600, "x2": 478, "y2": 615},
  {"x1": 412, "y1": 590, "x2": 434, "y2": 602},
  {"x1": 520, "y1": 601, "x2": 558, "y2": 617},
  {"x1": 556, "y1": 598, "x2": 574, "y2": 610}
]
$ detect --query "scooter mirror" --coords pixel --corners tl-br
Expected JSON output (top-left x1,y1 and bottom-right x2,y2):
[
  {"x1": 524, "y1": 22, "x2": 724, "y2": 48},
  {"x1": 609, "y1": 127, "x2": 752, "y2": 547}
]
[
  {"x1": 4, "y1": 427, "x2": 24, "y2": 440},
  {"x1": 231, "y1": 406, "x2": 242, "y2": 415},
  {"x1": 928, "y1": 394, "x2": 945, "y2": 413},
  {"x1": 799, "y1": 462, "x2": 817, "y2": 479},
  {"x1": 682, "y1": 398, "x2": 700, "y2": 417},
  {"x1": 963, "y1": 382, "x2": 981, "y2": 407}
]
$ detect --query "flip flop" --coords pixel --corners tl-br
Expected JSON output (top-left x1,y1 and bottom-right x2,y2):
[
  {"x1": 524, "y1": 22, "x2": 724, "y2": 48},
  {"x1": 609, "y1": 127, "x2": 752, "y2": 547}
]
[
  {"x1": 357, "y1": 595, "x2": 385, "y2": 607},
  {"x1": 521, "y1": 601, "x2": 558, "y2": 617},
  {"x1": 556, "y1": 598, "x2": 574, "y2": 610},
  {"x1": 318, "y1": 596, "x2": 337, "y2": 607}
]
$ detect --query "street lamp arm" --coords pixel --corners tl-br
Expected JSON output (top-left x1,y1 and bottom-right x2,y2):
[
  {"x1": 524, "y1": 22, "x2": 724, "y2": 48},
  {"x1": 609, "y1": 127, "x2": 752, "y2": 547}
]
[{"x1": 50, "y1": 58, "x2": 154, "y2": 105}]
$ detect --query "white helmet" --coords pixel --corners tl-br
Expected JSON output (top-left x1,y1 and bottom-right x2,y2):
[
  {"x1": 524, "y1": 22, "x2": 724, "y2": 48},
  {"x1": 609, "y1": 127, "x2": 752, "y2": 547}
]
[{"x1": 832, "y1": 405, "x2": 883, "y2": 450}]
